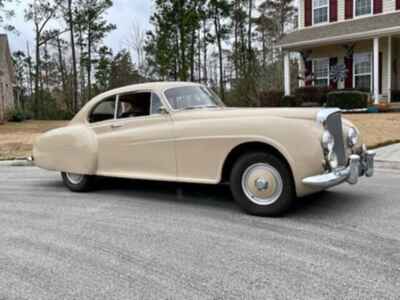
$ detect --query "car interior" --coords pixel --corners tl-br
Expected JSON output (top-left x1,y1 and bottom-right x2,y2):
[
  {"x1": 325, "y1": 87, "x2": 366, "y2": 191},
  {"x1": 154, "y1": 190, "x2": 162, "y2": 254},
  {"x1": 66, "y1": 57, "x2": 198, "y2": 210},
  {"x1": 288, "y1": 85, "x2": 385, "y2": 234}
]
[
  {"x1": 89, "y1": 92, "x2": 163, "y2": 123},
  {"x1": 117, "y1": 92, "x2": 151, "y2": 119}
]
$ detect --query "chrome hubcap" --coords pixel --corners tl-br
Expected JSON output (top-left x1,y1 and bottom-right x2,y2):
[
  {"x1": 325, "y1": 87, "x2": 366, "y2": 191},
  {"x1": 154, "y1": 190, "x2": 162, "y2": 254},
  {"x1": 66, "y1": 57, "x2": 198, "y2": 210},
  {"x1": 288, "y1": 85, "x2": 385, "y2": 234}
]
[
  {"x1": 66, "y1": 173, "x2": 84, "y2": 185},
  {"x1": 255, "y1": 177, "x2": 269, "y2": 191},
  {"x1": 241, "y1": 163, "x2": 283, "y2": 206}
]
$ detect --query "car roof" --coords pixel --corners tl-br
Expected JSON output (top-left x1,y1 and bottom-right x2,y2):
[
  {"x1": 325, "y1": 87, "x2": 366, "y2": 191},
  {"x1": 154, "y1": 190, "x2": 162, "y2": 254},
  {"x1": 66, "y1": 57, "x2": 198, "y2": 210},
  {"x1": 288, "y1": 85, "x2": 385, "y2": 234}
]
[{"x1": 97, "y1": 81, "x2": 201, "y2": 99}]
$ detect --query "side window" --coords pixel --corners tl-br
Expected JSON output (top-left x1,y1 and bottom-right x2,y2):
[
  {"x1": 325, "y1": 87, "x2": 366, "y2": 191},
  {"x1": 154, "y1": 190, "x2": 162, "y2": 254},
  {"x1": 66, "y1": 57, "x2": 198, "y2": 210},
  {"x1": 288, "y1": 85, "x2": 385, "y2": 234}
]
[
  {"x1": 117, "y1": 92, "x2": 151, "y2": 119},
  {"x1": 150, "y1": 93, "x2": 163, "y2": 115},
  {"x1": 89, "y1": 96, "x2": 116, "y2": 123}
]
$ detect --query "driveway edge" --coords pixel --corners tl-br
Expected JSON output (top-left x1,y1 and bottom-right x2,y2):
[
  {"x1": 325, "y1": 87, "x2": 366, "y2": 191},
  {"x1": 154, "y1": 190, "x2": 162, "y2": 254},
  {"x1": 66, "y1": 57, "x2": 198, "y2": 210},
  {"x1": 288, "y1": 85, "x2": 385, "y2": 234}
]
[{"x1": 0, "y1": 159, "x2": 34, "y2": 167}]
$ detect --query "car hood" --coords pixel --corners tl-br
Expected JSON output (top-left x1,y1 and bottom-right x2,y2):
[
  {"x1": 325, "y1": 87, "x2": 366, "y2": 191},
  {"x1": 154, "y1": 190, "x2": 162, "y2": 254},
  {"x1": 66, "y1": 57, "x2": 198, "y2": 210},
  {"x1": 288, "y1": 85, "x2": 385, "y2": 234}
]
[{"x1": 173, "y1": 107, "x2": 322, "y2": 121}]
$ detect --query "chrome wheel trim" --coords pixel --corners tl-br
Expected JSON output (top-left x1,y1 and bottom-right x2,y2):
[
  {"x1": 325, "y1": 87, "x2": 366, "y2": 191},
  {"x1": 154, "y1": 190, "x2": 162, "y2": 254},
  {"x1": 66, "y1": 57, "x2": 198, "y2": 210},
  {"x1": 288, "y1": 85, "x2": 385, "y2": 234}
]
[
  {"x1": 241, "y1": 163, "x2": 283, "y2": 206},
  {"x1": 66, "y1": 173, "x2": 84, "y2": 185}
]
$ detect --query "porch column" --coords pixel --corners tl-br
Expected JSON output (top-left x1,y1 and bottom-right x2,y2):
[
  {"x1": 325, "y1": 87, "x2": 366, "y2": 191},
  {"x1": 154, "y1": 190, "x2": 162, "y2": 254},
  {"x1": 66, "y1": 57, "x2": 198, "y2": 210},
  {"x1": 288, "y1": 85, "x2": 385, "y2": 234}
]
[
  {"x1": 298, "y1": 56, "x2": 305, "y2": 87},
  {"x1": 284, "y1": 52, "x2": 291, "y2": 96},
  {"x1": 388, "y1": 36, "x2": 392, "y2": 103},
  {"x1": 373, "y1": 37, "x2": 380, "y2": 104}
]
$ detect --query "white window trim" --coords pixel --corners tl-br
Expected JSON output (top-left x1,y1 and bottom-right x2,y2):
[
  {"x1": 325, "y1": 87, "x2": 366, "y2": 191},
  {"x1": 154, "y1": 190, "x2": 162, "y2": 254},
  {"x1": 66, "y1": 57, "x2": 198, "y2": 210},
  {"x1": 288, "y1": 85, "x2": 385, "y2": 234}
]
[
  {"x1": 312, "y1": 57, "x2": 330, "y2": 87},
  {"x1": 353, "y1": 0, "x2": 374, "y2": 18},
  {"x1": 312, "y1": 0, "x2": 330, "y2": 25},
  {"x1": 353, "y1": 52, "x2": 373, "y2": 92}
]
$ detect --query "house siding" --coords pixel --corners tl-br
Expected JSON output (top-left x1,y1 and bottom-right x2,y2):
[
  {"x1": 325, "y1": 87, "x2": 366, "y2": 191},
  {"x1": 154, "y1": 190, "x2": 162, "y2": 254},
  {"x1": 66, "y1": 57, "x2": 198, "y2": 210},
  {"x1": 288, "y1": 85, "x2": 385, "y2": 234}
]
[
  {"x1": 298, "y1": 0, "x2": 398, "y2": 30},
  {"x1": 299, "y1": 0, "x2": 305, "y2": 29},
  {"x1": 338, "y1": 0, "x2": 345, "y2": 20},
  {"x1": 384, "y1": 0, "x2": 397, "y2": 12}
]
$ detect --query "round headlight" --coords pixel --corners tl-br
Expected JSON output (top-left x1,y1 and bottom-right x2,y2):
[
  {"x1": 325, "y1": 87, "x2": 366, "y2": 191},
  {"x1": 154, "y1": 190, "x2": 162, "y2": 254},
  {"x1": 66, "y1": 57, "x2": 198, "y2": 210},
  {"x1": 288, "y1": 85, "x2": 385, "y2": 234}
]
[
  {"x1": 322, "y1": 130, "x2": 335, "y2": 152},
  {"x1": 347, "y1": 127, "x2": 359, "y2": 147}
]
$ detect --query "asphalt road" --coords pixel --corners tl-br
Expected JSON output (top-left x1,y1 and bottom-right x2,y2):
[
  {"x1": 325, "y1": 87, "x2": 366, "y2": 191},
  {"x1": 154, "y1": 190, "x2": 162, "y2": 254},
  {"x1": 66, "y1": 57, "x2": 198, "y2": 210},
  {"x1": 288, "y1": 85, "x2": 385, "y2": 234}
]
[{"x1": 0, "y1": 166, "x2": 399, "y2": 300}]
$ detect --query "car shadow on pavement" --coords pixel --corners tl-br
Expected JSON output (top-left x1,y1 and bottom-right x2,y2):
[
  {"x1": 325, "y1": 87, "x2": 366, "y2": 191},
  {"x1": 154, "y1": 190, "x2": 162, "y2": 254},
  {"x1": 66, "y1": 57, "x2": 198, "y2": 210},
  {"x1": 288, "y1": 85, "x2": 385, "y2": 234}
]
[
  {"x1": 38, "y1": 175, "x2": 365, "y2": 217},
  {"x1": 94, "y1": 177, "x2": 239, "y2": 211}
]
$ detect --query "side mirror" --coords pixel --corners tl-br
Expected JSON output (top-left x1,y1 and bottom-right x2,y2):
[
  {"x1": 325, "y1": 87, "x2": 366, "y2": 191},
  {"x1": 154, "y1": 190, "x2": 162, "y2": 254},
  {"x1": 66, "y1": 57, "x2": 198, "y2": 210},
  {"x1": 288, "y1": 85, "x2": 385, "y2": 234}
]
[{"x1": 159, "y1": 106, "x2": 169, "y2": 115}]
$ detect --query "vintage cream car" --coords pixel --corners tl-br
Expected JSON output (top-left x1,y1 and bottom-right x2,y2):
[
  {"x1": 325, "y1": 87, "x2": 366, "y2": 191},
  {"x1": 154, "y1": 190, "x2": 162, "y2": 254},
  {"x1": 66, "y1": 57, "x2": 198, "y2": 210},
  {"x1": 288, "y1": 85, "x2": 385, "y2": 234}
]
[{"x1": 33, "y1": 82, "x2": 375, "y2": 216}]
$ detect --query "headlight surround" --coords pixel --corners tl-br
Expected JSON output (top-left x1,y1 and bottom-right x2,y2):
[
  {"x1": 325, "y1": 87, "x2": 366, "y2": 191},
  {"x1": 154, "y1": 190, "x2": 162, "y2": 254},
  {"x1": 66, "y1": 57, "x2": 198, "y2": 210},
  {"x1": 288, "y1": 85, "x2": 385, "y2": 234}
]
[
  {"x1": 347, "y1": 127, "x2": 359, "y2": 147},
  {"x1": 322, "y1": 130, "x2": 335, "y2": 152}
]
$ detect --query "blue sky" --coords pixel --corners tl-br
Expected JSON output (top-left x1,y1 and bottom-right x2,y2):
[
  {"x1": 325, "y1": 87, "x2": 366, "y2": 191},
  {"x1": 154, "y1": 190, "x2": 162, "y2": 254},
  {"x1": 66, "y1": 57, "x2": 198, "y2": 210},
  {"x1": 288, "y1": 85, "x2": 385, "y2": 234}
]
[{"x1": 7, "y1": 0, "x2": 152, "y2": 55}]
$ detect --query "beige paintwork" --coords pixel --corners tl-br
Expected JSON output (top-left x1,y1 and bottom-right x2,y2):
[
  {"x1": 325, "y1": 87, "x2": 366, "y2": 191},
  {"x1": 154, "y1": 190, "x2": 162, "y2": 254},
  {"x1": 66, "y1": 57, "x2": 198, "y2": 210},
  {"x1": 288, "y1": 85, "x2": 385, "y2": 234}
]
[{"x1": 33, "y1": 82, "x2": 358, "y2": 197}]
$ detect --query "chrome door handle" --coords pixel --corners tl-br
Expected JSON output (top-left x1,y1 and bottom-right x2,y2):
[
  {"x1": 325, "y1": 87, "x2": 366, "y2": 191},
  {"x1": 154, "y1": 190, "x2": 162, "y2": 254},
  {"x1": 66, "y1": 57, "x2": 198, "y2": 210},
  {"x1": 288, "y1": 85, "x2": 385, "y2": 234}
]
[{"x1": 110, "y1": 124, "x2": 123, "y2": 129}]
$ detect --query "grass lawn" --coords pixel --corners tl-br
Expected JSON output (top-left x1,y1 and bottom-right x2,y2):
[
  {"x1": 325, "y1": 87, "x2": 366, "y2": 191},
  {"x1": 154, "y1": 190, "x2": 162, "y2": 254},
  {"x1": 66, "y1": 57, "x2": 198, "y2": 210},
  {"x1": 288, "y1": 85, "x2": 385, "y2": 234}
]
[
  {"x1": 0, "y1": 120, "x2": 67, "y2": 160},
  {"x1": 0, "y1": 113, "x2": 399, "y2": 160},
  {"x1": 345, "y1": 113, "x2": 400, "y2": 149}
]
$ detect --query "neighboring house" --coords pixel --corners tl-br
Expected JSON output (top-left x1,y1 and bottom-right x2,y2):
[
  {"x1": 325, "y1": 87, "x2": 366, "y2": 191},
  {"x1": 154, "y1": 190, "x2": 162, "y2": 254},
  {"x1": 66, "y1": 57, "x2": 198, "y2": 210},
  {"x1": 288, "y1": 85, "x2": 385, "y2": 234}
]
[
  {"x1": 279, "y1": 0, "x2": 400, "y2": 103},
  {"x1": 0, "y1": 34, "x2": 16, "y2": 123}
]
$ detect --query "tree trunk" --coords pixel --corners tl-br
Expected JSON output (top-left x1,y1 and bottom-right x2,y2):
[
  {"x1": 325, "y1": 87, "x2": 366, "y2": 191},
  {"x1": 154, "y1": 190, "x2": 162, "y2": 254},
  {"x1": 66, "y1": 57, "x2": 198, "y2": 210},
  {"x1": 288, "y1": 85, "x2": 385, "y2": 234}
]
[
  {"x1": 87, "y1": 25, "x2": 92, "y2": 101},
  {"x1": 190, "y1": 28, "x2": 196, "y2": 82},
  {"x1": 202, "y1": 19, "x2": 208, "y2": 85},
  {"x1": 67, "y1": 0, "x2": 78, "y2": 113},
  {"x1": 26, "y1": 42, "x2": 33, "y2": 99},
  {"x1": 214, "y1": 12, "x2": 224, "y2": 101},
  {"x1": 247, "y1": 0, "x2": 253, "y2": 61},
  {"x1": 56, "y1": 36, "x2": 68, "y2": 111},
  {"x1": 34, "y1": 25, "x2": 40, "y2": 119}
]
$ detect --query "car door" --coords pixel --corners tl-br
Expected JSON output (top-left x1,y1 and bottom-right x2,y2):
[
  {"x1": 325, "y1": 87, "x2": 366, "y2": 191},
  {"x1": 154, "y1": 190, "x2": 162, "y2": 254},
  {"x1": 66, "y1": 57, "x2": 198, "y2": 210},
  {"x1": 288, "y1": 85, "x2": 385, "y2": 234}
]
[{"x1": 89, "y1": 91, "x2": 176, "y2": 181}]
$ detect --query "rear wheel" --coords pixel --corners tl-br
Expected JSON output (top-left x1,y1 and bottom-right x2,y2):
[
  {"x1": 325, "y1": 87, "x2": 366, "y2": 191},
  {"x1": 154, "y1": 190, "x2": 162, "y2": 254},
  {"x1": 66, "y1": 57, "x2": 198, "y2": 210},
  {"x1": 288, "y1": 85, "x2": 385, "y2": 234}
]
[
  {"x1": 230, "y1": 152, "x2": 295, "y2": 216},
  {"x1": 61, "y1": 172, "x2": 95, "y2": 192}
]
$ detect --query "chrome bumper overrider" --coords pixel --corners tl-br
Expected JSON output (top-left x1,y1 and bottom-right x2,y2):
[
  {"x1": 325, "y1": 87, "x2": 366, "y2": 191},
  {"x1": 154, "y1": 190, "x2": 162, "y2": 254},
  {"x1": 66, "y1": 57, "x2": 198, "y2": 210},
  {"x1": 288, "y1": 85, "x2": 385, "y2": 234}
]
[{"x1": 302, "y1": 149, "x2": 376, "y2": 189}]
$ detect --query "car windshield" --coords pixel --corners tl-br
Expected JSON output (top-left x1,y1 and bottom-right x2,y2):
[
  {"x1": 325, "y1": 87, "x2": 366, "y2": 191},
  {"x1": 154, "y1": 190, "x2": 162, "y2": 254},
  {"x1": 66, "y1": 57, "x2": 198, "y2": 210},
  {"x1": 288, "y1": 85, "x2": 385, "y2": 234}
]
[{"x1": 164, "y1": 86, "x2": 224, "y2": 110}]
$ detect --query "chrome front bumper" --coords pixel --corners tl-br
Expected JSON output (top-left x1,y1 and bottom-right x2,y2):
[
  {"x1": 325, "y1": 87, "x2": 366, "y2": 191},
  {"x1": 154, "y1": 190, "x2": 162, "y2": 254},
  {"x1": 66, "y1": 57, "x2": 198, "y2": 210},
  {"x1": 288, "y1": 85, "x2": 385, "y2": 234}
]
[{"x1": 302, "y1": 149, "x2": 376, "y2": 189}]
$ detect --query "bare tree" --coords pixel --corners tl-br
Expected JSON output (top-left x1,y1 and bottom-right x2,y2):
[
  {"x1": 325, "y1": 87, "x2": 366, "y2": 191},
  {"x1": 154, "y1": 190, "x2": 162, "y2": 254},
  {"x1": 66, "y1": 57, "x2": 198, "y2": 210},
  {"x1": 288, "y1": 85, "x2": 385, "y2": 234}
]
[{"x1": 126, "y1": 21, "x2": 145, "y2": 72}]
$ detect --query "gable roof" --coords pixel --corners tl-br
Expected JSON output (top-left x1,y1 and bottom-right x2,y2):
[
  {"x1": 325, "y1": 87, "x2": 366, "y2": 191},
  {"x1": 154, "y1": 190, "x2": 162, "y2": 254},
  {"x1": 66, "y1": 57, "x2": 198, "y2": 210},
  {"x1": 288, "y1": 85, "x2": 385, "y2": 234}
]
[
  {"x1": 0, "y1": 34, "x2": 16, "y2": 84},
  {"x1": 278, "y1": 12, "x2": 400, "y2": 49}
]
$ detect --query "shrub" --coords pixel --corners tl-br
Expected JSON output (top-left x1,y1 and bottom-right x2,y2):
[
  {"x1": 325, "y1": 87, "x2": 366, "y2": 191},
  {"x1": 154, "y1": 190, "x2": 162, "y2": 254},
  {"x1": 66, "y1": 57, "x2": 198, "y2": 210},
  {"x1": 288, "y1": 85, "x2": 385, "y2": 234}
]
[
  {"x1": 326, "y1": 90, "x2": 369, "y2": 110},
  {"x1": 392, "y1": 90, "x2": 400, "y2": 102},
  {"x1": 281, "y1": 95, "x2": 302, "y2": 107},
  {"x1": 294, "y1": 86, "x2": 332, "y2": 106},
  {"x1": 6, "y1": 108, "x2": 30, "y2": 122},
  {"x1": 258, "y1": 90, "x2": 284, "y2": 107}
]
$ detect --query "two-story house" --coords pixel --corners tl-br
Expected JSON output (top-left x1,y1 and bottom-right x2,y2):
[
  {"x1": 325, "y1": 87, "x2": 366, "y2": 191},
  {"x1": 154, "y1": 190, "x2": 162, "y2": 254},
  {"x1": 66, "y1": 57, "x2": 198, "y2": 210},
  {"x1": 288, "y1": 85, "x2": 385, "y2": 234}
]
[
  {"x1": 279, "y1": 0, "x2": 400, "y2": 104},
  {"x1": 0, "y1": 34, "x2": 15, "y2": 123}
]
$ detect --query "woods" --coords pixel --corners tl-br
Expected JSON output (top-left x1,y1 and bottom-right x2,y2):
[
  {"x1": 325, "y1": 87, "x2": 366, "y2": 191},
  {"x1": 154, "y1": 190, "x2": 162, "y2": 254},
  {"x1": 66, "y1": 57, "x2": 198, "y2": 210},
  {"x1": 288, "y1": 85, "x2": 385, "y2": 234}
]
[{"x1": 5, "y1": 0, "x2": 297, "y2": 120}]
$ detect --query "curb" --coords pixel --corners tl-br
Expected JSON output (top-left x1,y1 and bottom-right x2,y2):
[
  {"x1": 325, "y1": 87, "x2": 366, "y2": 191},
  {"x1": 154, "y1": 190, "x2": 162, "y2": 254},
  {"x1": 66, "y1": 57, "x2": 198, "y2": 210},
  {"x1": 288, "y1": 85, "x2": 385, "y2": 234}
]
[
  {"x1": 0, "y1": 159, "x2": 34, "y2": 167},
  {"x1": 375, "y1": 160, "x2": 400, "y2": 170}
]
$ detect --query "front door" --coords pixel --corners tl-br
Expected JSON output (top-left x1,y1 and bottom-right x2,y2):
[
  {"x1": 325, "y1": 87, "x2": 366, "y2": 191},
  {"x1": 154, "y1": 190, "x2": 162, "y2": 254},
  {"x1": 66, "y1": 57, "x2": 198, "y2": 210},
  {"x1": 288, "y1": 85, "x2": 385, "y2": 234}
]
[{"x1": 90, "y1": 92, "x2": 176, "y2": 181}]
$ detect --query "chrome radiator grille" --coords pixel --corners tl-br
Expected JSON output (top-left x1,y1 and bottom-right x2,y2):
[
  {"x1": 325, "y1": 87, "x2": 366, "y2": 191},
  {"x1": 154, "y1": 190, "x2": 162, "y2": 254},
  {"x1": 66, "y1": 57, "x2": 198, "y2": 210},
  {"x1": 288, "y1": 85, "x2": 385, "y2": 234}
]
[{"x1": 326, "y1": 111, "x2": 347, "y2": 166}]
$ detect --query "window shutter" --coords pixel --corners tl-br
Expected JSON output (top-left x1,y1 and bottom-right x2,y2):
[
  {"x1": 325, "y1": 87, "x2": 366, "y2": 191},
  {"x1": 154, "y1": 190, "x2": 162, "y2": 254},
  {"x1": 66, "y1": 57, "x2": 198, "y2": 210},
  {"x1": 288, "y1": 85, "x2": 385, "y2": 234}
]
[
  {"x1": 305, "y1": 60, "x2": 313, "y2": 86},
  {"x1": 345, "y1": 0, "x2": 353, "y2": 19},
  {"x1": 373, "y1": 0, "x2": 383, "y2": 14},
  {"x1": 379, "y1": 52, "x2": 383, "y2": 94},
  {"x1": 344, "y1": 56, "x2": 353, "y2": 89},
  {"x1": 329, "y1": 57, "x2": 338, "y2": 89},
  {"x1": 305, "y1": 0, "x2": 312, "y2": 27},
  {"x1": 330, "y1": 0, "x2": 338, "y2": 22}
]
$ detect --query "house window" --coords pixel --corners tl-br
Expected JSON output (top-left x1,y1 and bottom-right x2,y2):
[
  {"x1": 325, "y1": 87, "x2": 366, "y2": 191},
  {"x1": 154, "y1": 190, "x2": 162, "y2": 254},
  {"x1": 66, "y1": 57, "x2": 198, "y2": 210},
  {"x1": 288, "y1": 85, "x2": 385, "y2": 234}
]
[
  {"x1": 313, "y1": 0, "x2": 329, "y2": 24},
  {"x1": 355, "y1": 0, "x2": 372, "y2": 17},
  {"x1": 313, "y1": 58, "x2": 330, "y2": 87},
  {"x1": 353, "y1": 53, "x2": 372, "y2": 91}
]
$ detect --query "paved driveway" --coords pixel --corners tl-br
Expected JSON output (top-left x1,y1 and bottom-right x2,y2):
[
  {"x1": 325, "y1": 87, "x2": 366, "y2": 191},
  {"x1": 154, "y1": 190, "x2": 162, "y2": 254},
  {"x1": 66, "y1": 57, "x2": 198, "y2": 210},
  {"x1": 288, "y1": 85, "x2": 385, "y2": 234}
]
[{"x1": 0, "y1": 167, "x2": 399, "y2": 299}]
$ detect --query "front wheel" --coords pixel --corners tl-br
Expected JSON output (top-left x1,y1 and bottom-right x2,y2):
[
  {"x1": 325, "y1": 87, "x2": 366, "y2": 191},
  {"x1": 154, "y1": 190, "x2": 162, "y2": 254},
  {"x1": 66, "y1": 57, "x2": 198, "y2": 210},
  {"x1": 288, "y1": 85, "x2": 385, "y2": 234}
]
[
  {"x1": 61, "y1": 172, "x2": 95, "y2": 192},
  {"x1": 230, "y1": 152, "x2": 295, "y2": 216}
]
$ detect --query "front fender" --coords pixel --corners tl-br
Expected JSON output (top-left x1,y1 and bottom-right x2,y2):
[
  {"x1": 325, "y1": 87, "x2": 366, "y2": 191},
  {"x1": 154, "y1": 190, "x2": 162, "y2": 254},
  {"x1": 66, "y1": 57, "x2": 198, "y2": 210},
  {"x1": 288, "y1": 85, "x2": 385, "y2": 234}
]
[{"x1": 33, "y1": 124, "x2": 98, "y2": 175}]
